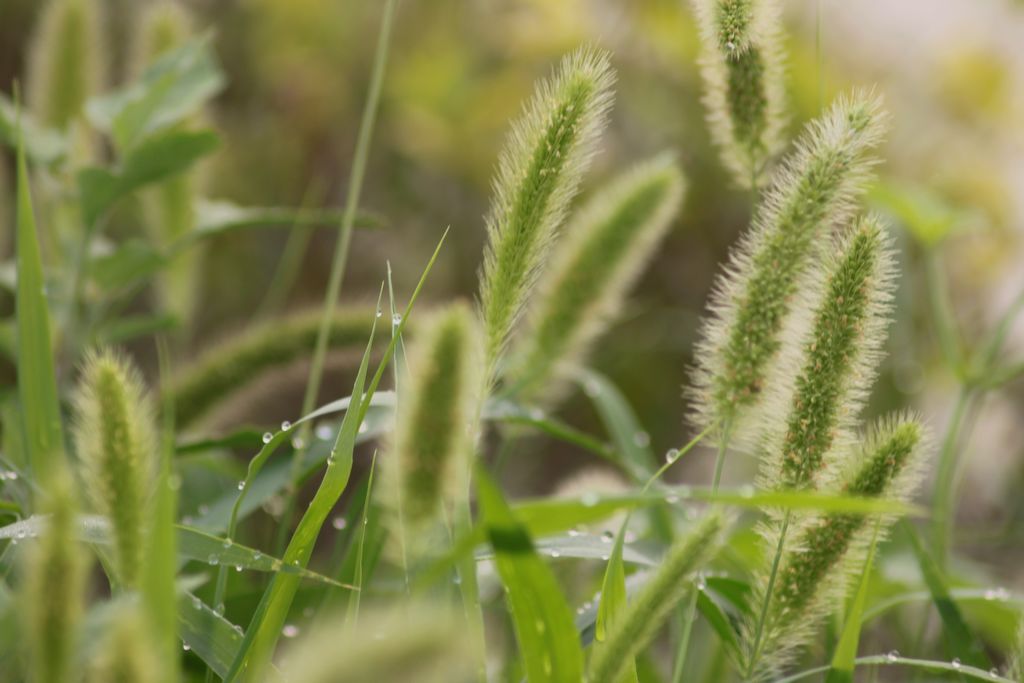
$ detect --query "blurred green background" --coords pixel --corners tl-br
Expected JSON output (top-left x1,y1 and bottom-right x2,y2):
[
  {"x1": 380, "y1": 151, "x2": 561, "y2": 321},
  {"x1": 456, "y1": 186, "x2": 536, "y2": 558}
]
[{"x1": 2, "y1": 0, "x2": 1023, "y2": 545}]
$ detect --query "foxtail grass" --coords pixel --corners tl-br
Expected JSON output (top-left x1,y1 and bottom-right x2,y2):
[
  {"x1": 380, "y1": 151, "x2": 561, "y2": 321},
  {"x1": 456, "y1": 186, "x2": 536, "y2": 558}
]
[
  {"x1": 589, "y1": 512, "x2": 725, "y2": 683},
  {"x1": 381, "y1": 303, "x2": 483, "y2": 560},
  {"x1": 86, "y1": 606, "x2": 162, "y2": 683},
  {"x1": 693, "y1": 0, "x2": 786, "y2": 187},
  {"x1": 506, "y1": 154, "x2": 685, "y2": 401},
  {"x1": 743, "y1": 417, "x2": 928, "y2": 679},
  {"x1": 20, "y1": 468, "x2": 87, "y2": 683},
  {"x1": 688, "y1": 91, "x2": 888, "y2": 446},
  {"x1": 71, "y1": 349, "x2": 157, "y2": 588},
  {"x1": 479, "y1": 47, "x2": 615, "y2": 377},
  {"x1": 26, "y1": 0, "x2": 102, "y2": 130}
]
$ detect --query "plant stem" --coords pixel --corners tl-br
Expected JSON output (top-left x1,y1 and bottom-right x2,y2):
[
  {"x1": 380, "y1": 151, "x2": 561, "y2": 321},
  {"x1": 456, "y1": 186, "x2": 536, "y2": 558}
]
[
  {"x1": 277, "y1": 0, "x2": 397, "y2": 553},
  {"x1": 746, "y1": 510, "x2": 792, "y2": 679},
  {"x1": 932, "y1": 385, "x2": 971, "y2": 568}
]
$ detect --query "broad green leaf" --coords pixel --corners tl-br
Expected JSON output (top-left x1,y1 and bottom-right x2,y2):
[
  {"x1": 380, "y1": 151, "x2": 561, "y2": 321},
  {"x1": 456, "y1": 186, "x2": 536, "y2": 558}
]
[
  {"x1": 0, "y1": 95, "x2": 66, "y2": 165},
  {"x1": 86, "y1": 35, "x2": 225, "y2": 151},
  {"x1": 826, "y1": 524, "x2": 881, "y2": 683},
  {"x1": 15, "y1": 122, "x2": 64, "y2": 484},
  {"x1": 477, "y1": 468, "x2": 584, "y2": 683},
  {"x1": 904, "y1": 521, "x2": 991, "y2": 670},
  {"x1": 78, "y1": 128, "x2": 219, "y2": 226}
]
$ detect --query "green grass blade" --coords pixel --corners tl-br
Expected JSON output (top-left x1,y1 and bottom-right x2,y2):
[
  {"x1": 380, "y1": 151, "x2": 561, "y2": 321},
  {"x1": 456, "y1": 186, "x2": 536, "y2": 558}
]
[
  {"x1": 573, "y1": 368, "x2": 657, "y2": 481},
  {"x1": 825, "y1": 523, "x2": 881, "y2": 683},
  {"x1": 344, "y1": 451, "x2": 377, "y2": 625},
  {"x1": 477, "y1": 467, "x2": 584, "y2": 682},
  {"x1": 15, "y1": 114, "x2": 64, "y2": 486},
  {"x1": 775, "y1": 654, "x2": 1014, "y2": 683},
  {"x1": 904, "y1": 520, "x2": 991, "y2": 670},
  {"x1": 178, "y1": 592, "x2": 283, "y2": 682},
  {"x1": 594, "y1": 522, "x2": 640, "y2": 682}
]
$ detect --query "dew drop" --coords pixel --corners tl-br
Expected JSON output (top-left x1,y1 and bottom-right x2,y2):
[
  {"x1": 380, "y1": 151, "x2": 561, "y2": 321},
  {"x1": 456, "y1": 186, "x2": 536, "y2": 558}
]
[
  {"x1": 600, "y1": 530, "x2": 614, "y2": 543},
  {"x1": 233, "y1": 624, "x2": 243, "y2": 635},
  {"x1": 951, "y1": 658, "x2": 961, "y2": 670},
  {"x1": 223, "y1": 538, "x2": 233, "y2": 549},
  {"x1": 235, "y1": 565, "x2": 242, "y2": 572},
  {"x1": 550, "y1": 549, "x2": 561, "y2": 558},
  {"x1": 990, "y1": 668, "x2": 1000, "y2": 678},
  {"x1": 392, "y1": 313, "x2": 402, "y2": 325},
  {"x1": 581, "y1": 492, "x2": 599, "y2": 507},
  {"x1": 601, "y1": 553, "x2": 610, "y2": 561},
  {"x1": 886, "y1": 650, "x2": 899, "y2": 663},
  {"x1": 726, "y1": 40, "x2": 736, "y2": 51},
  {"x1": 215, "y1": 603, "x2": 225, "y2": 616},
  {"x1": 567, "y1": 527, "x2": 581, "y2": 537},
  {"x1": 332, "y1": 516, "x2": 348, "y2": 531},
  {"x1": 183, "y1": 643, "x2": 191, "y2": 652},
  {"x1": 208, "y1": 554, "x2": 219, "y2": 565},
  {"x1": 291, "y1": 435, "x2": 306, "y2": 450},
  {"x1": 665, "y1": 448, "x2": 680, "y2": 464},
  {"x1": 633, "y1": 431, "x2": 650, "y2": 448},
  {"x1": 696, "y1": 574, "x2": 707, "y2": 591},
  {"x1": 192, "y1": 596, "x2": 202, "y2": 609},
  {"x1": 282, "y1": 624, "x2": 300, "y2": 638},
  {"x1": 237, "y1": 480, "x2": 245, "y2": 491},
  {"x1": 253, "y1": 551, "x2": 263, "y2": 562},
  {"x1": 452, "y1": 573, "x2": 462, "y2": 585},
  {"x1": 16, "y1": 530, "x2": 26, "y2": 540},
  {"x1": 262, "y1": 432, "x2": 273, "y2": 444},
  {"x1": 316, "y1": 424, "x2": 333, "y2": 440},
  {"x1": 375, "y1": 309, "x2": 383, "y2": 319},
  {"x1": 198, "y1": 504, "x2": 210, "y2": 515},
  {"x1": 280, "y1": 420, "x2": 292, "y2": 431}
]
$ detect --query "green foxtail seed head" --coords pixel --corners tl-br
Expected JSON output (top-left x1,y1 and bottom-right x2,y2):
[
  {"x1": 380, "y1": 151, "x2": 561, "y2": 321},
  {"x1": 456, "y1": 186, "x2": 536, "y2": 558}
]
[
  {"x1": 21, "y1": 468, "x2": 87, "y2": 683},
  {"x1": 134, "y1": 0, "x2": 193, "y2": 71},
  {"x1": 745, "y1": 416, "x2": 928, "y2": 679},
  {"x1": 478, "y1": 47, "x2": 615, "y2": 378},
  {"x1": 693, "y1": 0, "x2": 786, "y2": 187},
  {"x1": 86, "y1": 606, "x2": 161, "y2": 683},
  {"x1": 72, "y1": 349, "x2": 157, "y2": 588},
  {"x1": 758, "y1": 215, "x2": 896, "y2": 492},
  {"x1": 27, "y1": 0, "x2": 102, "y2": 130},
  {"x1": 688, "y1": 91, "x2": 888, "y2": 445},
  {"x1": 382, "y1": 303, "x2": 482, "y2": 559},
  {"x1": 506, "y1": 154, "x2": 686, "y2": 402},
  {"x1": 589, "y1": 511, "x2": 725, "y2": 683},
  {"x1": 283, "y1": 606, "x2": 474, "y2": 683}
]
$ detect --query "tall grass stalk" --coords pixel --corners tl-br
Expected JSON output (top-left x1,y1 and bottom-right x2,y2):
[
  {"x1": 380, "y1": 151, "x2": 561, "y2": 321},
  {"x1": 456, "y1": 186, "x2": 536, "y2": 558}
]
[
  {"x1": 478, "y1": 47, "x2": 615, "y2": 377},
  {"x1": 285, "y1": 0, "x2": 398, "y2": 536}
]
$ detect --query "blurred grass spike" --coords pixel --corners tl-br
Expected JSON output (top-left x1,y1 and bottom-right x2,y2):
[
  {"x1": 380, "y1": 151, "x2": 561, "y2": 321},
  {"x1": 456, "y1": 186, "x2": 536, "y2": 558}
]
[
  {"x1": 26, "y1": 0, "x2": 102, "y2": 131},
  {"x1": 694, "y1": 0, "x2": 786, "y2": 187},
  {"x1": 745, "y1": 416, "x2": 928, "y2": 679},
  {"x1": 688, "y1": 91, "x2": 888, "y2": 445},
  {"x1": 72, "y1": 348, "x2": 158, "y2": 588},
  {"x1": 382, "y1": 303, "x2": 483, "y2": 560},
  {"x1": 86, "y1": 605, "x2": 162, "y2": 683},
  {"x1": 479, "y1": 46, "x2": 615, "y2": 377},
  {"x1": 589, "y1": 511, "x2": 725, "y2": 683},
  {"x1": 761, "y1": 215, "x2": 896, "y2": 491},
  {"x1": 506, "y1": 154, "x2": 686, "y2": 402},
  {"x1": 134, "y1": 0, "x2": 194, "y2": 70},
  {"x1": 283, "y1": 606, "x2": 474, "y2": 683},
  {"x1": 21, "y1": 467, "x2": 87, "y2": 683}
]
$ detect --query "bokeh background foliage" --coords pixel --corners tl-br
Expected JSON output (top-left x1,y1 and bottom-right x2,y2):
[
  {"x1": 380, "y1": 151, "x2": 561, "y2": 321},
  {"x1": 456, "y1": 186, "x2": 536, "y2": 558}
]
[{"x1": 2, "y1": 0, "x2": 1024, "y2": 681}]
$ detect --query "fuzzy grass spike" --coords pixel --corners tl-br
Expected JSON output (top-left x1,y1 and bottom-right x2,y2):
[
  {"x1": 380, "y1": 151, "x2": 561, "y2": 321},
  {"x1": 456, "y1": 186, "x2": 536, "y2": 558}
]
[
  {"x1": 72, "y1": 349, "x2": 157, "y2": 588},
  {"x1": 694, "y1": 0, "x2": 786, "y2": 187},
  {"x1": 589, "y1": 511, "x2": 724, "y2": 683},
  {"x1": 27, "y1": 0, "x2": 102, "y2": 130},
  {"x1": 479, "y1": 47, "x2": 615, "y2": 376},
  {"x1": 21, "y1": 469, "x2": 87, "y2": 683},
  {"x1": 382, "y1": 303, "x2": 482, "y2": 559},
  {"x1": 284, "y1": 606, "x2": 474, "y2": 683},
  {"x1": 507, "y1": 154, "x2": 685, "y2": 401},
  {"x1": 689, "y1": 91, "x2": 888, "y2": 443},
  {"x1": 762, "y1": 215, "x2": 896, "y2": 491},
  {"x1": 86, "y1": 606, "x2": 162, "y2": 683},
  {"x1": 746, "y1": 417, "x2": 928, "y2": 679}
]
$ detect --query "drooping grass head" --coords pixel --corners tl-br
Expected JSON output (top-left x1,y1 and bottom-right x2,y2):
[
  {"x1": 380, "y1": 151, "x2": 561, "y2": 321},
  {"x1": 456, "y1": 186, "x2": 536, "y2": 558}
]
[
  {"x1": 382, "y1": 303, "x2": 483, "y2": 558},
  {"x1": 694, "y1": 0, "x2": 786, "y2": 187},
  {"x1": 478, "y1": 47, "x2": 615, "y2": 378},
  {"x1": 71, "y1": 349, "x2": 158, "y2": 588},
  {"x1": 689, "y1": 91, "x2": 888, "y2": 443},
  {"x1": 506, "y1": 154, "x2": 686, "y2": 401}
]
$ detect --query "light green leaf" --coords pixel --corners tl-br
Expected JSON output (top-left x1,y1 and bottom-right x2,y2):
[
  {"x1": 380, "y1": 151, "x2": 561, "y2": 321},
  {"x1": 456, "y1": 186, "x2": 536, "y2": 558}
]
[
  {"x1": 86, "y1": 35, "x2": 225, "y2": 151},
  {"x1": 78, "y1": 128, "x2": 219, "y2": 226},
  {"x1": 15, "y1": 121, "x2": 64, "y2": 484},
  {"x1": 573, "y1": 368, "x2": 657, "y2": 481},
  {"x1": 477, "y1": 468, "x2": 584, "y2": 683}
]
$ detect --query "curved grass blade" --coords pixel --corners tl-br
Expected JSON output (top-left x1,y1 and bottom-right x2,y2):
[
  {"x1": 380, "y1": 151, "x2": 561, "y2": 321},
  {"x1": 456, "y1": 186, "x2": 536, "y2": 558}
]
[
  {"x1": 825, "y1": 523, "x2": 881, "y2": 683},
  {"x1": 862, "y1": 587, "x2": 1022, "y2": 624},
  {"x1": 477, "y1": 468, "x2": 584, "y2": 682},
  {"x1": 15, "y1": 114, "x2": 64, "y2": 486},
  {"x1": 226, "y1": 228, "x2": 445, "y2": 682},
  {"x1": 904, "y1": 520, "x2": 991, "y2": 670},
  {"x1": 573, "y1": 368, "x2": 657, "y2": 481},
  {"x1": 775, "y1": 654, "x2": 1013, "y2": 683},
  {"x1": 594, "y1": 524, "x2": 639, "y2": 682},
  {"x1": 178, "y1": 592, "x2": 283, "y2": 682}
]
